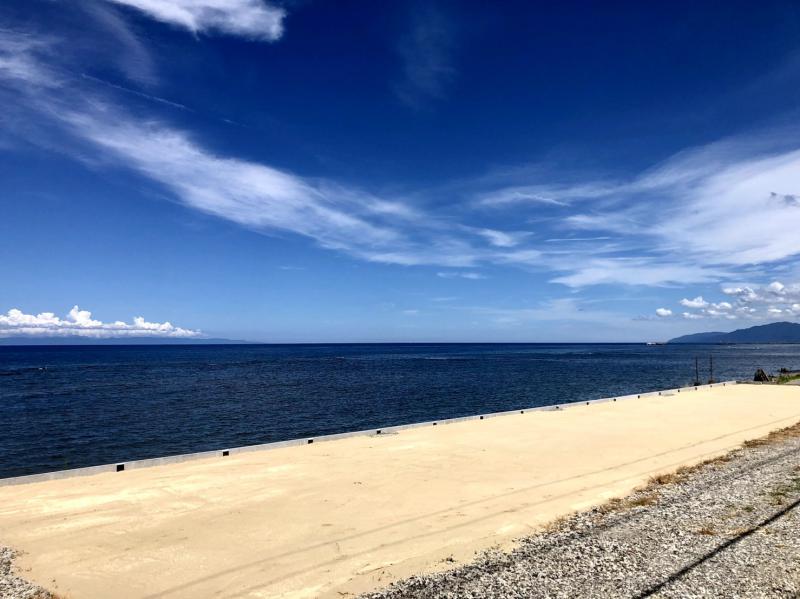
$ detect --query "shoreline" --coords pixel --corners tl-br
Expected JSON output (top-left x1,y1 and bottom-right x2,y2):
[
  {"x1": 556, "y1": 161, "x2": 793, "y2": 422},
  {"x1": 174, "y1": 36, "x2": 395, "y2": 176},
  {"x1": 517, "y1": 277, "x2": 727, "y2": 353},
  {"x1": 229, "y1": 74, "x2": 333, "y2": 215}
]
[{"x1": 0, "y1": 384, "x2": 798, "y2": 598}]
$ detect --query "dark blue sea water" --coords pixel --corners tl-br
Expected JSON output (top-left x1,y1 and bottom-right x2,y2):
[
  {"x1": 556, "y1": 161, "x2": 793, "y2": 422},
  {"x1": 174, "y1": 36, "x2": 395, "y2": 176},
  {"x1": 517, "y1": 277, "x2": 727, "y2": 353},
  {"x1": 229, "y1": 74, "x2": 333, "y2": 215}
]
[{"x1": 2, "y1": 343, "x2": 799, "y2": 479}]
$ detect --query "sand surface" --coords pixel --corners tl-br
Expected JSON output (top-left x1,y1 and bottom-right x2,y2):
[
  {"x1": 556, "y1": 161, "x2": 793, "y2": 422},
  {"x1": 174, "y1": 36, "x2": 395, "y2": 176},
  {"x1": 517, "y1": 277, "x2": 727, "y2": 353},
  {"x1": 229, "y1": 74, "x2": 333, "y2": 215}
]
[{"x1": 1, "y1": 384, "x2": 798, "y2": 599}]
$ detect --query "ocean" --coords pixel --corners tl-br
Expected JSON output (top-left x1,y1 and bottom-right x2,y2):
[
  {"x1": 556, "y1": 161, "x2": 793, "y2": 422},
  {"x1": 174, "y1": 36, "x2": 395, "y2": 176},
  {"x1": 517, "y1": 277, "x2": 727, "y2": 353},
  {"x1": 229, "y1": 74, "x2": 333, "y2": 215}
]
[{"x1": 1, "y1": 343, "x2": 799, "y2": 479}]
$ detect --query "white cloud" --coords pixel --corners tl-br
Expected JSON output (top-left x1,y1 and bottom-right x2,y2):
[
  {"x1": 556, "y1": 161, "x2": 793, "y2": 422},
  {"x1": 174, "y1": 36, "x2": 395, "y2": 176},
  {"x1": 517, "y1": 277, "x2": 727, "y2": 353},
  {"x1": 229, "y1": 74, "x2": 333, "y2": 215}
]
[
  {"x1": 66, "y1": 111, "x2": 555, "y2": 269},
  {"x1": 104, "y1": 0, "x2": 286, "y2": 41},
  {"x1": 0, "y1": 31, "x2": 564, "y2": 272},
  {"x1": 668, "y1": 280, "x2": 800, "y2": 323},
  {"x1": 653, "y1": 150, "x2": 800, "y2": 266},
  {"x1": 552, "y1": 138, "x2": 800, "y2": 268},
  {"x1": 680, "y1": 296, "x2": 709, "y2": 309},
  {"x1": 0, "y1": 32, "x2": 59, "y2": 87},
  {"x1": 0, "y1": 306, "x2": 201, "y2": 338},
  {"x1": 437, "y1": 271, "x2": 485, "y2": 280},
  {"x1": 722, "y1": 280, "x2": 800, "y2": 305},
  {"x1": 476, "y1": 186, "x2": 570, "y2": 207},
  {"x1": 66, "y1": 112, "x2": 407, "y2": 251},
  {"x1": 655, "y1": 308, "x2": 672, "y2": 317},
  {"x1": 474, "y1": 128, "x2": 800, "y2": 288},
  {"x1": 682, "y1": 312, "x2": 704, "y2": 320},
  {"x1": 551, "y1": 260, "x2": 718, "y2": 288},
  {"x1": 767, "y1": 281, "x2": 786, "y2": 294},
  {"x1": 474, "y1": 228, "x2": 526, "y2": 248},
  {"x1": 6, "y1": 25, "x2": 800, "y2": 300}
]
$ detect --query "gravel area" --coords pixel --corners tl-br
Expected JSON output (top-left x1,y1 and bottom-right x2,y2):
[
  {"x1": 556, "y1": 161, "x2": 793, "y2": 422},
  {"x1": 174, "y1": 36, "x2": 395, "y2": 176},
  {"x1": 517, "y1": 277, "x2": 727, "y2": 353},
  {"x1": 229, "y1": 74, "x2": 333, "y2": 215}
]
[
  {"x1": 364, "y1": 422, "x2": 800, "y2": 599},
  {"x1": 0, "y1": 546, "x2": 53, "y2": 599}
]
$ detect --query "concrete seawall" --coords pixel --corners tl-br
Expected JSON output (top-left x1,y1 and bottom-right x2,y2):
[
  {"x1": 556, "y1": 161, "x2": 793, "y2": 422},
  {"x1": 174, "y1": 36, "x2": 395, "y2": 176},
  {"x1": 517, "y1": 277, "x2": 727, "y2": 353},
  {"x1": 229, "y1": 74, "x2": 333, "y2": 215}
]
[{"x1": 1, "y1": 381, "x2": 737, "y2": 487}]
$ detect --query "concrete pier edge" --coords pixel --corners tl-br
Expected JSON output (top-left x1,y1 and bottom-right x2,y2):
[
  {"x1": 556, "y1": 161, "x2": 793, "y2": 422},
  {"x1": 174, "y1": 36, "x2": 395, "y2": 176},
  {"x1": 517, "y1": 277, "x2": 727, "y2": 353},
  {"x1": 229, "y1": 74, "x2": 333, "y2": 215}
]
[{"x1": 0, "y1": 380, "x2": 737, "y2": 487}]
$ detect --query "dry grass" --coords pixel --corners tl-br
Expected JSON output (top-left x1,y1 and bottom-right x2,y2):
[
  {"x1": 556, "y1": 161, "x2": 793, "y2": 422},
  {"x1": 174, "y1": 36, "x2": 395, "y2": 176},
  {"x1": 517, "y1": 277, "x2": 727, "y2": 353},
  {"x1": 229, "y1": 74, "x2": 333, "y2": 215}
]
[
  {"x1": 626, "y1": 493, "x2": 659, "y2": 508},
  {"x1": 541, "y1": 513, "x2": 571, "y2": 533},
  {"x1": 648, "y1": 472, "x2": 679, "y2": 486},
  {"x1": 556, "y1": 420, "x2": 800, "y2": 532},
  {"x1": 596, "y1": 497, "x2": 624, "y2": 515},
  {"x1": 592, "y1": 420, "x2": 800, "y2": 518},
  {"x1": 597, "y1": 492, "x2": 659, "y2": 514},
  {"x1": 749, "y1": 420, "x2": 800, "y2": 445},
  {"x1": 743, "y1": 438, "x2": 770, "y2": 448}
]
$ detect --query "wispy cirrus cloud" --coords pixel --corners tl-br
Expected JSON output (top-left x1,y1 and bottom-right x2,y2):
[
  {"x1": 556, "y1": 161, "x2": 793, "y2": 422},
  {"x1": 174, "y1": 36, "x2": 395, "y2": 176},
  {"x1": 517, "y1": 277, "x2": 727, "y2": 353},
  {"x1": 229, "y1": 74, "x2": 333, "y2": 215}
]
[
  {"x1": 436, "y1": 271, "x2": 485, "y2": 280},
  {"x1": 0, "y1": 30, "x2": 57, "y2": 87},
  {"x1": 0, "y1": 306, "x2": 200, "y2": 338},
  {"x1": 549, "y1": 258, "x2": 722, "y2": 288},
  {"x1": 476, "y1": 183, "x2": 609, "y2": 208},
  {"x1": 470, "y1": 228, "x2": 530, "y2": 248},
  {"x1": 83, "y1": 1, "x2": 156, "y2": 84},
  {"x1": 393, "y1": 3, "x2": 455, "y2": 108},
  {"x1": 0, "y1": 29, "x2": 531, "y2": 271},
  {"x1": 102, "y1": 0, "x2": 286, "y2": 41},
  {"x1": 5, "y1": 24, "x2": 800, "y2": 295},
  {"x1": 555, "y1": 136, "x2": 800, "y2": 266},
  {"x1": 471, "y1": 127, "x2": 800, "y2": 289}
]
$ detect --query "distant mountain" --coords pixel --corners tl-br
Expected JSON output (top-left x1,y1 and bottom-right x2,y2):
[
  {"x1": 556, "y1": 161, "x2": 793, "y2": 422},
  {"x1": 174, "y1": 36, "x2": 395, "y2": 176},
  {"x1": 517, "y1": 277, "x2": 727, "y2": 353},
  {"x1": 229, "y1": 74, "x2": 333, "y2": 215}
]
[
  {"x1": 666, "y1": 331, "x2": 728, "y2": 344},
  {"x1": 669, "y1": 321, "x2": 800, "y2": 344},
  {"x1": 0, "y1": 336, "x2": 252, "y2": 346}
]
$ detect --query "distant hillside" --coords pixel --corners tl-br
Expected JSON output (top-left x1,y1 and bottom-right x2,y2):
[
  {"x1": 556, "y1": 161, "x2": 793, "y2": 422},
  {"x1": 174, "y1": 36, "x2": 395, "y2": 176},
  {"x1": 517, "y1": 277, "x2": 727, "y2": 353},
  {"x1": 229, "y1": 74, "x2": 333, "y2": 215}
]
[
  {"x1": 669, "y1": 321, "x2": 800, "y2": 344},
  {"x1": 666, "y1": 331, "x2": 728, "y2": 344},
  {"x1": 0, "y1": 336, "x2": 251, "y2": 346}
]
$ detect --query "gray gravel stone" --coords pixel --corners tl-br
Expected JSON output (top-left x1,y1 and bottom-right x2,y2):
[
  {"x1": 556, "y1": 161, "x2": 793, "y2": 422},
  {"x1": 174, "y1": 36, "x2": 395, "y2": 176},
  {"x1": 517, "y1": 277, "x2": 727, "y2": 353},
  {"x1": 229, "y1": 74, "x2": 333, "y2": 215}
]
[{"x1": 0, "y1": 546, "x2": 53, "y2": 599}]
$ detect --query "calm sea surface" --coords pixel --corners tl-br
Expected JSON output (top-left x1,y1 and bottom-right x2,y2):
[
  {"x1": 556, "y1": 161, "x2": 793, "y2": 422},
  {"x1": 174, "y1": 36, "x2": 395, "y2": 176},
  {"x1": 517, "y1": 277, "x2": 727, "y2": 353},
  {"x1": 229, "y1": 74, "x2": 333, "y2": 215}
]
[{"x1": 2, "y1": 343, "x2": 799, "y2": 478}]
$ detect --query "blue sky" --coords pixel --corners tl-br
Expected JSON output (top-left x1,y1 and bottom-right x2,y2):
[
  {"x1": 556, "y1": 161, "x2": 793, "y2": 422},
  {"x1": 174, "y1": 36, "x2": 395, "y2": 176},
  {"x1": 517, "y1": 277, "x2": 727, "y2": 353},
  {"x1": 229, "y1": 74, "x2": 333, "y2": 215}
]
[{"x1": 2, "y1": 0, "x2": 800, "y2": 342}]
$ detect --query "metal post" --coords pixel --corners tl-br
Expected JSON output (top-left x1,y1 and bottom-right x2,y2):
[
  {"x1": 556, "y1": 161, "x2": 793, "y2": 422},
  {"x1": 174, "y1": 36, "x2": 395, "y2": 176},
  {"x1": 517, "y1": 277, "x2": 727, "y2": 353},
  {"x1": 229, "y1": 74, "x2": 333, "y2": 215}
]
[{"x1": 709, "y1": 355, "x2": 715, "y2": 384}]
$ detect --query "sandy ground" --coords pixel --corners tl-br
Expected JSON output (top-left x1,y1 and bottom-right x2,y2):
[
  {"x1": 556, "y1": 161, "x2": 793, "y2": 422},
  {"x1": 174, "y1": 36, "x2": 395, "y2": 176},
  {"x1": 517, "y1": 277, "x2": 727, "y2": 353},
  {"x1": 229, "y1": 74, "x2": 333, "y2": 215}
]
[
  {"x1": 363, "y1": 420, "x2": 800, "y2": 598},
  {"x1": 1, "y1": 384, "x2": 799, "y2": 599}
]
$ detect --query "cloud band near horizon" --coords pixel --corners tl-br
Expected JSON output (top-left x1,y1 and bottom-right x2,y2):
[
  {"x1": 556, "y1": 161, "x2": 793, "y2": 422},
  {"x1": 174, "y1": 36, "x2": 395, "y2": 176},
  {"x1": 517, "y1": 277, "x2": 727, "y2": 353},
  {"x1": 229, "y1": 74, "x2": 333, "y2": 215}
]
[{"x1": 0, "y1": 306, "x2": 201, "y2": 338}]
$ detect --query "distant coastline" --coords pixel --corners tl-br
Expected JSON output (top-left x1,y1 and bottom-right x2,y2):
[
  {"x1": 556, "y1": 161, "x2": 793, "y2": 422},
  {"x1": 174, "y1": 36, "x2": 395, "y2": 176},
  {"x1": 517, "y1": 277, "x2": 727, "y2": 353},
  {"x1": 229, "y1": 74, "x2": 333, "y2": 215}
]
[{"x1": 668, "y1": 321, "x2": 800, "y2": 344}]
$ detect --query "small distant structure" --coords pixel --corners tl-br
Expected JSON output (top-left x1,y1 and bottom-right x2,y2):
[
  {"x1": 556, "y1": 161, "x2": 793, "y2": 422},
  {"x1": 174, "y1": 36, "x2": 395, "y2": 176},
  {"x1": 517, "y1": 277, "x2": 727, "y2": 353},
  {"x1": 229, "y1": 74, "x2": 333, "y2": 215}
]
[{"x1": 753, "y1": 368, "x2": 770, "y2": 382}]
